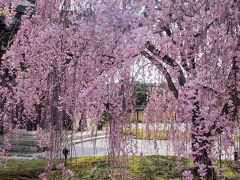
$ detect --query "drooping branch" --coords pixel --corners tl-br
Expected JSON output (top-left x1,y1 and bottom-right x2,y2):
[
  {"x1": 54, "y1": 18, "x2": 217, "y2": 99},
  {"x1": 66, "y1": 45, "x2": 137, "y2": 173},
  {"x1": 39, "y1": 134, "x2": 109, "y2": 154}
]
[
  {"x1": 219, "y1": 55, "x2": 240, "y2": 118},
  {"x1": 224, "y1": 56, "x2": 240, "y2": 121},
  {"x1": 145, "y1": 41, "x2": 186, "y2": 86},
  {"x1": 141, "y1": 50, "x2": 179, "y2": 99},
  {"x1": 145, "y1": 41, "x2": 175, "y2": 66},
  {"x1": 0, "y1": 16, "x2": 21, "y2": 60}
]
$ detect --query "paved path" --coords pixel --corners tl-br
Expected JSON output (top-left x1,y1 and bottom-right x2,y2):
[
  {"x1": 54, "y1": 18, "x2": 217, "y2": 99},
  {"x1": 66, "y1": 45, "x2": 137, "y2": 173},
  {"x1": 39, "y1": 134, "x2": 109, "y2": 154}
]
[
  {"x1": 6, "y1": 125, "x2": 236, "y2": 160},
  {"x1": 8, "y1": 137, "x2": 175, "y2": 159},
  {"x1": 69, "y1": 138, "x2": 175, "y2": 158},
  {"x1": 8, "y1": 136, "x2": 235, "y2": 161}
]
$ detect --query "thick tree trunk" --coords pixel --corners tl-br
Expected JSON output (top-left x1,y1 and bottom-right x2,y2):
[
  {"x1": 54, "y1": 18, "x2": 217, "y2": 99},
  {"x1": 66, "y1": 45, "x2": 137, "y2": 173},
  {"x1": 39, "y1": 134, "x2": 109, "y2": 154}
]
[{"x1": 191, "y1": 100, "x2": 216, "y2": 179}]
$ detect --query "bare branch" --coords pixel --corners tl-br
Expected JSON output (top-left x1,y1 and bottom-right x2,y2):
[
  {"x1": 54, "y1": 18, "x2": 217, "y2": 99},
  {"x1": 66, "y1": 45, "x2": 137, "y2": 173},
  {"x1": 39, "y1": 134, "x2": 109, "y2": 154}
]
[
  {"x1": 141, "y1": 50, "x2": 179, "y2": 98},
  {"x1": 145, "y1": 41, "x2": 186, "y2": 87}
]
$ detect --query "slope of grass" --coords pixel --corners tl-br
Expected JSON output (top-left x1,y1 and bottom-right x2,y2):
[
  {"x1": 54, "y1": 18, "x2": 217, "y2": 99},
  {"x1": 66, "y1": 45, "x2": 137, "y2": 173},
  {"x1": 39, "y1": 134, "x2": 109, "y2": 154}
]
[
  {"x1": 0, "y1": 159, "x2": 47, "y2": 180},
  {"x1": 48, "y1": 156, "x2": 192, "y2": 180},
  {"x1": 122, "y1": 128, "x2": 169, "y2": 140},
  {"x1": 0, "y1": 156, "x2": 239, "y2": 179}
]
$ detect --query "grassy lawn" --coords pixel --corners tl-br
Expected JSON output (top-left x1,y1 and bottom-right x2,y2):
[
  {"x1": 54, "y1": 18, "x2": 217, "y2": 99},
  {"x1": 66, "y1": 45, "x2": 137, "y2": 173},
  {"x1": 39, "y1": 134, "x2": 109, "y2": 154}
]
[
  {"x1": 65, "y1": 156, "x2": 192, "y2": 180},
  {"x1": 0, "y1": 159, "x2": 47, "y2": 180},
  {"x1": 0, "y1": 156, "x2": 239, "y2": 179},
  {"x1": 235, "y1": 136, "x2": 240, "y2": 142},
  {"x1": 122, "y1": 128, "x2": 169, "y2": 140}
]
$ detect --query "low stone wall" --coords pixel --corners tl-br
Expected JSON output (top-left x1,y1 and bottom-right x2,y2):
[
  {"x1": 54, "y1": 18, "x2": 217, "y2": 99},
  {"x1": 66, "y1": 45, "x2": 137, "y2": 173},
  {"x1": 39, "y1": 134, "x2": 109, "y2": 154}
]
[
  {"x1": 0, "y1": 130, "x2": 108, "y2": 153},
  {"x1": 0, "y1": 130, "x2": 39, "y2": 153}
]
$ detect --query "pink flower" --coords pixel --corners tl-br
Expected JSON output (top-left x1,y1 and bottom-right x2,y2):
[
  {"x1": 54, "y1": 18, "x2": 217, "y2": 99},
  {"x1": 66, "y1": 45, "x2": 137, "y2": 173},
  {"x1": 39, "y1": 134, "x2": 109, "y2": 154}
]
[{"x1": 182, "y1": 170, "x2": 193, "y2": 180}]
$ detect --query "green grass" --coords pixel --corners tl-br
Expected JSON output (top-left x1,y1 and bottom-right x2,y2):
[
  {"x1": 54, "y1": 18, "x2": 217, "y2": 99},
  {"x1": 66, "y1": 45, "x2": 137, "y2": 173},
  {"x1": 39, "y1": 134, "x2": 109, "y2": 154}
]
[
  {"x1": 0, "y1": 159, "x2": 47, "y2": 180},
  {"x1": 213, "y1": 160, "x2": 240, "y2": 180},
  {"x1": 48, "y1": 156, "x2": 193, "y2": 180},
  {"x1": 235, "y1": 136, "x2": 240, "y2": 142},
  {"x1": 122, "y1": 128, "x2": 169, "y2": 140},
  {"x1": 0, "y1": 156, "x2": 239, "y2": 179}
]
